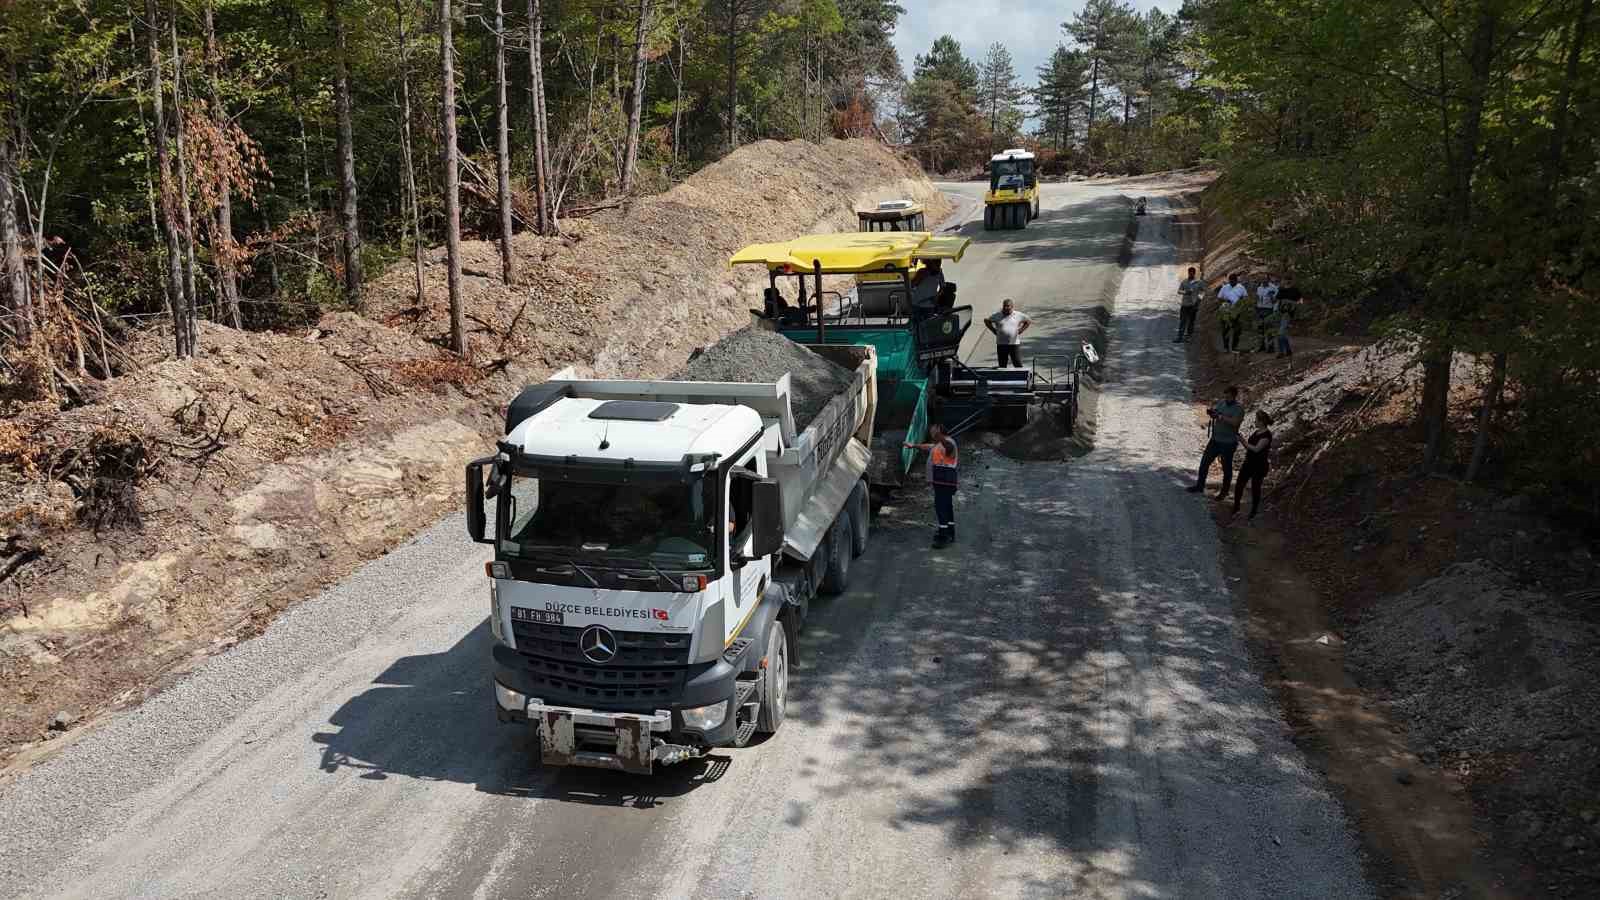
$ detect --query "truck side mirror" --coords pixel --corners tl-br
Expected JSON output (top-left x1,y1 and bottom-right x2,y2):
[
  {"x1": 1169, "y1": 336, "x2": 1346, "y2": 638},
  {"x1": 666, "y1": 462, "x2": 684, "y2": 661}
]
[
  {"x1": 465, "y1": 456, "x2": 497, "y2": 544},
  {"x1": 750, "y1": 478, "x2": 785, "y2": 558}
]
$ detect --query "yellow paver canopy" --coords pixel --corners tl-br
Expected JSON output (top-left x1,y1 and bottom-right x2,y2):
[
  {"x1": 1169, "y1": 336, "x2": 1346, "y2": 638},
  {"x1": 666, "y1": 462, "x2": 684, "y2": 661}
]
[{"x1": 731, "y1": 232, "x2": 969, "y2": 274}]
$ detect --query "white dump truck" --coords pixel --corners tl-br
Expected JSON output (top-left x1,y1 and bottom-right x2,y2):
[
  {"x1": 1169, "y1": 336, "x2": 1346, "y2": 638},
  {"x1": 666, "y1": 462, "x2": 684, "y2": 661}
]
[{"x1": 465, "y1": 344, "x2": 876, "y2": 774}]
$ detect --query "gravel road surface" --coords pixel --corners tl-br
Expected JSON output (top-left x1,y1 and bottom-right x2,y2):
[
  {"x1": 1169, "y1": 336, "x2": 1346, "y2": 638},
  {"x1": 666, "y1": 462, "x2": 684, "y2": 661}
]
[{"x1": 0, "y1": 185, "x2": 1373, "y2": 899}]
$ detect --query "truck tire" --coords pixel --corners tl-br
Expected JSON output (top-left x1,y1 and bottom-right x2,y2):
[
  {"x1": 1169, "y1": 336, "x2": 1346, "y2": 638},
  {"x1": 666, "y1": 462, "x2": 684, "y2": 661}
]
[
  {"x1": 983, "y1": 206, "x2": 994, "y2": 231},
  {"x1": 848, "y1": 480, "x2": 870, "y2": 557},
  {"x1": 820, "y1": 513, "x2": 851, "y2": 595},
  {"x1": 757, "y1": 620, "x2": 788, "y2": 734}
]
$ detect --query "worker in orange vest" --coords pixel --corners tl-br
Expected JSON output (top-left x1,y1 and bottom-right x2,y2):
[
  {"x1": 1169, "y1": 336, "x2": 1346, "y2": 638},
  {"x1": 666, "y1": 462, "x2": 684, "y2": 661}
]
[{"x1": 905, "y1": 423, "x2": 959, "y2": 547}]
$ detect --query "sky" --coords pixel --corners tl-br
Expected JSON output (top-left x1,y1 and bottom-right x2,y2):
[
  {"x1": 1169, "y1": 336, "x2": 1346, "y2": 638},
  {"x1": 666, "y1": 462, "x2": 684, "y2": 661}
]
[{"x1": 890, "y1": 1, "x2": 1185, "y2": 94}]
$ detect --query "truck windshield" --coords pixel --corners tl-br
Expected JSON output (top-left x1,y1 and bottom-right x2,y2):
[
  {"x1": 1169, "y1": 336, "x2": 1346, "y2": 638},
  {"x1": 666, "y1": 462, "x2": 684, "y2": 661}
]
[{"x1": 499, "y1": 472, "x2": 717, "y2": 568}]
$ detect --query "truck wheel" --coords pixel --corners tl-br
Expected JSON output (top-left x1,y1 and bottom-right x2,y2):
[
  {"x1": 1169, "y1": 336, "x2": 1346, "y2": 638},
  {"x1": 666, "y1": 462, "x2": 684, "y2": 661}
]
[
  {"x1": 848, "y1": 481, "x2": 870, "y2": 557},
  {"x1": 757, "y1": 620, "x2": 788, "y2": 734},
  {"x1": 820, "y1": 513, "x2": 851, "y2": 595},
  {"x1": 983, "y1": 206, "x2": 994, "y2": 231}
]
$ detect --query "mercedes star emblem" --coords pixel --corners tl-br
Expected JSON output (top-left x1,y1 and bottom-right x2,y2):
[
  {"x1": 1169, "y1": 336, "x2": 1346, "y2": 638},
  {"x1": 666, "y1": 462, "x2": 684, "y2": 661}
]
[{"x1": 579, "y1": 624, "x2": 617, "y2": 664}]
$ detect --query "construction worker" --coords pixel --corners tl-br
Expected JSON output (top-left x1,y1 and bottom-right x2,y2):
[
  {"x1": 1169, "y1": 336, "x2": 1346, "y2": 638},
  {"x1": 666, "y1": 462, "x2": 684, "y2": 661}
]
[{"x1": 905, "y1": 423, "x2": 959, "y2": 547}]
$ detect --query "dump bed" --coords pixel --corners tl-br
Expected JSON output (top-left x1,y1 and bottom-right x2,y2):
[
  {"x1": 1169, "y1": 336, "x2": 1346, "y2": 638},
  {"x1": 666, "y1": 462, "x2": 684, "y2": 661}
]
[{"x1": 542, "y1": 343, "x2": 876, "y2": 561}]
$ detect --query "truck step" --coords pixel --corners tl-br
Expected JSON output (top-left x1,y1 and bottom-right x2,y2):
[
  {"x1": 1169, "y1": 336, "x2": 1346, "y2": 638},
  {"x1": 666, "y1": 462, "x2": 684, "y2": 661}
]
[
  {"x1": 733, "y1": 676, "x2": 761, "y2": 707},
  {"x1": 723, "y1": 637, "x2": 754, "y2": 667},
  {"x1": 733, "y1": 711, "x2": 759, "y2": 746}
]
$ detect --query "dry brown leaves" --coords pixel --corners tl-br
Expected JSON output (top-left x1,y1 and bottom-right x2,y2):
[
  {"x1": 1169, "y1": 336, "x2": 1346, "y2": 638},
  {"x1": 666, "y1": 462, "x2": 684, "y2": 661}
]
[{"x1": 387, "y1": 356, "x2": 486, "y2": 390}]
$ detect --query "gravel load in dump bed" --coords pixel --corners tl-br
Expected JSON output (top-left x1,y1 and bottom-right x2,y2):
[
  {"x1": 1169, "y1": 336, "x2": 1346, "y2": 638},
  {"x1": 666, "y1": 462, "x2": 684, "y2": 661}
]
[{"x1": 672, "y1": 328, "x2": 854, "y2": 430}]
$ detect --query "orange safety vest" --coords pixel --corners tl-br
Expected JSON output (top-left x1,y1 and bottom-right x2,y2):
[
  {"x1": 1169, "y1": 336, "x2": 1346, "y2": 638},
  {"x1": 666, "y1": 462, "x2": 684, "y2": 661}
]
[{"x1": 929, "y1": 440, "x2": 959, "y2": 489}]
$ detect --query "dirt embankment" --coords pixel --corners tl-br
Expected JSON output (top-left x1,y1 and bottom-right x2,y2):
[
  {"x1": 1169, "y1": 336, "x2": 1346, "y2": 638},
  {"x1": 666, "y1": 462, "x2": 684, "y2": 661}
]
[
  {"x1": 1184, "y1": 182, "x2": 1600, "y2": 898},
  {"x1": 0, "y1": 138, "x2": 950, "y2": 770}
]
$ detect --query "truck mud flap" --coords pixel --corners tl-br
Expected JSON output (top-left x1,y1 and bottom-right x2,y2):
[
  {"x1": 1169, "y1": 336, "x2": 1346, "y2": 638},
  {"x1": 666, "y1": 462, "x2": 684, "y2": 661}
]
[{"x1": 530, "y1": 703, "x2": 672, "y2": 775}]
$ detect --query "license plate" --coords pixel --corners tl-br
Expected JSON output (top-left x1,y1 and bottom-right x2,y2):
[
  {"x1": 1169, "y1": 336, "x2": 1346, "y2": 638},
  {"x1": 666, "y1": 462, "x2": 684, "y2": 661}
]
[{"x1": 511, "y1": 607, "x2": 563, "y2": 626}]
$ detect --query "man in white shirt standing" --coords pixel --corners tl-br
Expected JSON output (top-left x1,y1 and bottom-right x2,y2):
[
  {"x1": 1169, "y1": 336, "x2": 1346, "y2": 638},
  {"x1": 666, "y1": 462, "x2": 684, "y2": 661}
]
[
  {"x1": 1254, "y1": 274, "x2": 1279, "y2": 352},
  {"x1": 985, "y1": 298, "x2": 1031, "y2": 367},
  {"x1": 1217, "y1": 274, "x2": 1248, "y2": 352}
]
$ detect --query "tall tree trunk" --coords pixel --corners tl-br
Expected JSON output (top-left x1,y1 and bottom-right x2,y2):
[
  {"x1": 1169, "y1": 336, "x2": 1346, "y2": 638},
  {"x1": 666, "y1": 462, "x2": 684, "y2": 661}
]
[
  {"x1": 328, "y1": 0, "x2": 363, "y2": 307},
  {"x1": 621, "y1": 0, "x2": 651, "y2": 192},
  {"x1": 171, "y1": 11, "x2": 200, "y2": 335},
  {"x1": 1465, "y1": 352, "x2": 1507, "y2": 482},
  {"x1": 492, "y1": 0, "x2": 517, "y2": 281},
  {"x1": 202, "y1": 3, "x2": 241, "y2": 328},
  {"x1": 726, "y1": 0, "x2": 738, "y2": 151},
  {"x1": 1544, "y1": 0, "x2": 1593, "y2": 201},
  {"x1": 0, "y1": 126, "x2": 29, "y2": 342},
  {"x1": 395, "y1": 0, "x2": 425, "y2": 304},
  {"x1": 1087, "y1": 57, "x2": 1100, "y2": 131},
  {"x1": 145, "y1": 0, "x2": 192, "y2": 357},
  {"x1": 527, "y1": 0, "x2": 551, "y2": 233},
  {"x1": 1423, "y1": 8, "x2": 1499, "y2": 472},
  {"x1": 441, "y1": 0, "x2": 466, "y2": 356},
  {"x1": 127, "y1": 13, "x2": 173, "y2": 327},
  {"x1": 672, "y1": 20, "x2": 685, "y2": 164}
]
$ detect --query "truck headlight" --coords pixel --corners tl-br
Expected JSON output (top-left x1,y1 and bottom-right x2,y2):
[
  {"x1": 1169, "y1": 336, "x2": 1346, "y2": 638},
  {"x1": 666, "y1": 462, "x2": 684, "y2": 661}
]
[
  {"x1": 494, "y1": 680, "x2": 527, "y2": 712},
  {"x1": 680, "y1": 701, "x2": 728, "y2": 732}
]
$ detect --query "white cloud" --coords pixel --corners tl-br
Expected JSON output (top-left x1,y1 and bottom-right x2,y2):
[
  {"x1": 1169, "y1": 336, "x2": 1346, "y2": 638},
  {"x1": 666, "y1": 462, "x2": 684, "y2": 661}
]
[{"x1": 890, "y1": 1, "x2": 1185, "y2": 95}]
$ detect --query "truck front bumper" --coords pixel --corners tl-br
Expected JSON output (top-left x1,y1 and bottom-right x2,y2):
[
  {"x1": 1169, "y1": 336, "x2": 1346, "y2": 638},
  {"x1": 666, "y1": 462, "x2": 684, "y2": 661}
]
[
  {"x1": 492, "y1": 644, "x2": 741, "y2": 774},
  {"x1": 526, "y1": 703, "x2": 681, "y2": 774}
]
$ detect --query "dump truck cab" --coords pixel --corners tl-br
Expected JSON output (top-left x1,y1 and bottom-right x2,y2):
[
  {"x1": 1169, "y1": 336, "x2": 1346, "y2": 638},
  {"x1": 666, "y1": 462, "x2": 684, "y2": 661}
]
[
  {"x1": 468, "y1": 344, "x2": 878, "y2": 774},
  {"x1": 733, "y1": 231, "x2": 973, "y2": 496},
  {"x1": 984, "y1": 148, "x2": 1040, "y2": 231}
]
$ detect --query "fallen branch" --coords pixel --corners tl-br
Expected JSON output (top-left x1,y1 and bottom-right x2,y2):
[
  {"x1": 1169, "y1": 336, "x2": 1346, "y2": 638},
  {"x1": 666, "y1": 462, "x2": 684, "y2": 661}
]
[
  {"x1": 1280, "y1": 364, "x2": 1416, "y2": 504},
  {"x1": 338, "y1": 357, "x2": 400, "y2": 399},
  {"x1": 498, "y1": 299, "x2": 528, "y2": 352},
  {"x1": 559, "y1": 198, "x2": 624, "y2": 217},
  {"x1": 0, "y1": 546, "x2": 43, "y2": 587}
]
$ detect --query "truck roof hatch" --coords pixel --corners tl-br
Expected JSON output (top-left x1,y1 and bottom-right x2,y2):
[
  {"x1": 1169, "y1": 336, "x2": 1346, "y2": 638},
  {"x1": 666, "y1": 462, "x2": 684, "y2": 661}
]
[{"x1": 588, "y1": 400, "x2": 678, "y2": 421}]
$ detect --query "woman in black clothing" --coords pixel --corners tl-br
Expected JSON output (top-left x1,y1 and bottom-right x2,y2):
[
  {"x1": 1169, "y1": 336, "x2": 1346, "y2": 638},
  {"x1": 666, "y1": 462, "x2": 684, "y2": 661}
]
[{"x1": 1233, "y1": 411, "x2": 1274, "y2": 519}]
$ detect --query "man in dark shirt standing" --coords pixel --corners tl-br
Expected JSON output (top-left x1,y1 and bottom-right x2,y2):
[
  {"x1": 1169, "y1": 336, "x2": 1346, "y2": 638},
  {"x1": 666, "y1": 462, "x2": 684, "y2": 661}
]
[
  {"x1": 1187, "y1": 386, "x2": 1246, "y2": 498},
  {"x1": 1175, "y1": 267, "x2": 1205, "y2": 342}
]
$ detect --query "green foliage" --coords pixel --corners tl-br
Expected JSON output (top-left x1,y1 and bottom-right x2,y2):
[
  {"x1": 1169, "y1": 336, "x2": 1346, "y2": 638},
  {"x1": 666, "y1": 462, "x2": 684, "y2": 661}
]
[
  {"x1": 0, "y1": 0, "x2": 906, "y2": 348},
  {"x1": 977, "y1": 43, "x2": 1025, "y2": 151},
  {"x1": 913, "y1": 35, "x2": 979, "y2": 94},
  {"x1": 1188, "y1": 0, "x2": 1600, "y2": 507}
]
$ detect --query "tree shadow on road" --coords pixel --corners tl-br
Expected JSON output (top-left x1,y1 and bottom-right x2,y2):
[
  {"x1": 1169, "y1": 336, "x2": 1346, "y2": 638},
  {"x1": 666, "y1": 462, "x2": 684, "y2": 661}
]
[{"x1": 308, "y1": 619, "x2": 731, "y2": 809}]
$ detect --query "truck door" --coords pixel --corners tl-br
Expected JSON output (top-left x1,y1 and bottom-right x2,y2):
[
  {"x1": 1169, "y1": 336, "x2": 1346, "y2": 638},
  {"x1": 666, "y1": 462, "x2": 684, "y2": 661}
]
[{"x1": 726, "y1": 457, "x2": 770, "y2": 643}]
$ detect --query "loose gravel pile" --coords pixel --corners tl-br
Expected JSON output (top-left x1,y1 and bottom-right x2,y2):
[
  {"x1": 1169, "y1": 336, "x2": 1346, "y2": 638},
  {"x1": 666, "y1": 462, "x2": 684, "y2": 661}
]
[
  {"x1": 672, "y1": 329, "x2": 853, "y2": 430},
  {"x1": 1348, "y1": 560, "x2": 1600, "y2": 757}
]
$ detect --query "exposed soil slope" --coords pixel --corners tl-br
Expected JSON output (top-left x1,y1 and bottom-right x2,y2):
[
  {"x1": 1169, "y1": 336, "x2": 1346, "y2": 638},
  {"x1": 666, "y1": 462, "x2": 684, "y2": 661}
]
[
  {"x1": 0, "y1": 138, "x2": 949, "y2": 769},
  {"x1": 1186, "y1": 181, "x2": 1600, "y2": 898}
]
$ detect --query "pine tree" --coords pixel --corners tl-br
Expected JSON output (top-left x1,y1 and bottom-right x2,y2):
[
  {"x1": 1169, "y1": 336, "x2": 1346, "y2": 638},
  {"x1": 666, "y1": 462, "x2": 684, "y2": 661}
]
[
  {"x1": 977, "y1": 43, "x2": 1024, "y2": 154},
  {"x1": 1034, "y1": 46, "x2": 1089, "y2": 152},
  {"x1": 1064, "y1": 0, "x2": 1135, "y2": 135}
]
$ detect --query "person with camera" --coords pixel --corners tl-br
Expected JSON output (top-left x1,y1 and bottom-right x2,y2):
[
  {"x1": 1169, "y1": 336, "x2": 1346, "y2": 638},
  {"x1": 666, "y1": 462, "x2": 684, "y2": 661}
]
[{"x1": 1187, "y1": 386, "x2": 1246, "y2": 498}]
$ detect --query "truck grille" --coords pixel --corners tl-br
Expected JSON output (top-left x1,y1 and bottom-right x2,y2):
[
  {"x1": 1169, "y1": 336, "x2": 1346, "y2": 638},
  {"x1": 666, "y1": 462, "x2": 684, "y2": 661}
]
[{"x1": 511, "y1": 623, "x2": 691, "y2": 704}]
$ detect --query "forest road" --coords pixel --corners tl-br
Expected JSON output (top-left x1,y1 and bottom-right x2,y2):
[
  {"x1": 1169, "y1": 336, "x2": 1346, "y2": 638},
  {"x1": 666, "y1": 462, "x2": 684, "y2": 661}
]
[{"x1": 0, "y1": 184, "x2": 1374, "y2": 899}]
